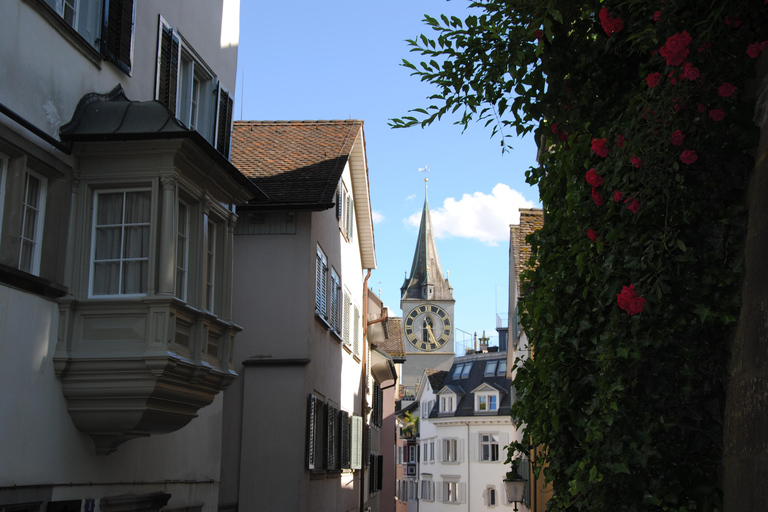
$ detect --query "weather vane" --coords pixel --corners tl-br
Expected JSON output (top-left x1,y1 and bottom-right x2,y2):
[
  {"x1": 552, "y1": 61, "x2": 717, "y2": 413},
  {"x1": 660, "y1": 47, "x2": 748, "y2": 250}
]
[{"x1": 419, "y1": 165, "x2": 430, "y2": 195}]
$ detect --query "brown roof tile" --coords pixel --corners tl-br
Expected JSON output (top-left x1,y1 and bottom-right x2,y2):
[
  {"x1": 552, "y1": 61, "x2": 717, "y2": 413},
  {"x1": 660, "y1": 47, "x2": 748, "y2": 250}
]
[
  {"x1": 378, "y1": 317, "x2": 405, "y2": 359},
  {"x1": 231, "y1": 120, "x2": 363, "y2": 206}
]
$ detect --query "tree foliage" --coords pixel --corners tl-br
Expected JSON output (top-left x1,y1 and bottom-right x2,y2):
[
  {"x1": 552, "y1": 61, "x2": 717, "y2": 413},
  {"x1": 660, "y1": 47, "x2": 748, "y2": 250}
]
[{"x1": 394, "y1": 1, "x2": 767, "y2": 510}]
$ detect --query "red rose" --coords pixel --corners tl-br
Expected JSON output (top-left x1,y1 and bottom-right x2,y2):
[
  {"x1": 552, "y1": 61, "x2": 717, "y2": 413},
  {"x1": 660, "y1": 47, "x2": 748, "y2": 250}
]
[
  {"x1": 682, "y1": 63, "x2": 700, "y2": 81},
  {"x1": 535, "y1": 29, "x2": 544, "y2": 42},
  {"x1": 587, "y1": 228, "x2": 597, "y2": 241},
  {"x1": 709, "y1": 109, "x2": 726, "y2": 121},
  {"x1": 670, "y1": 130, "x2": 685, "y2": 146},
  {"x1": 659, "y1": 31, "x2": 692, "y2": 67},
  {"x1": 646, "y1": 72, "x2": 661, "y2": 88},
  {"x1": 592, "y1": 187, "x2": 605, "y2": 207},
  {"x1": 591, "y1": 138, "x2": 610, "y2": 158},
  {"x1": 616, "y1": 134, "x2": 625, "y2": 148},
  {"x1": 680, "y1": 150, "x2": 698, "y2": 164},
  {"x1": 599, "y1": 7, "x2": 624, "y2": 36},
  {"x1": 626, "y1": 198, "x2": 640, "y2": 214},
  {"x1": 550, "y1": 123, "x2": 559, "y2": 134},
  {"x1": 613, "y1": 190, "x2": 623, "y2": 202},
  {"x1": 747, "y1": 41, "x2": 767, "y2": 59},
  {"x1": 585, "y1": 168, "x2": 604, "y2": 187},
  {"x1": 718, "y1": 83, "x2": 736, "y2": 97},
  {"x1": 653, "y1": 11, "x2": 662, "y2": 22},
  {"x1": 617, "y1": 284, "x2": 645, "y2": 316},
  {"x1": 630, "y1": 155, "x2": 641, "y2": 168}
]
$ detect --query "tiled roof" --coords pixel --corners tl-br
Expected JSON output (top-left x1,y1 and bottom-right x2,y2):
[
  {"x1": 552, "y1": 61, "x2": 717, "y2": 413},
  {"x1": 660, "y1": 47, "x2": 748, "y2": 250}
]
[
  {"x1": 426, "y1": 369, "x2": 448, "y2": 392},
  {"x1": 510, "y1": 208, "x2": 544, "y2": 297},
  {"x1": 231, "y1": 120, "x2": 363, "y2": 207},
  {"x1": 377, "y1": 316, "x2": 405, "y2": 359}
]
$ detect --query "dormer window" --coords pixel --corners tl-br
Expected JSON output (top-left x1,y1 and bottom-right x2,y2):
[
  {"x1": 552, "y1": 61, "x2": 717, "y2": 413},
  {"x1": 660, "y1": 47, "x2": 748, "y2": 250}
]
[
  {"x1": 476, "y1": 393, "x2": 498, "y2": 412},
  {"x1": 441, "y1": 395, "x2": 455, "y2": 413}
]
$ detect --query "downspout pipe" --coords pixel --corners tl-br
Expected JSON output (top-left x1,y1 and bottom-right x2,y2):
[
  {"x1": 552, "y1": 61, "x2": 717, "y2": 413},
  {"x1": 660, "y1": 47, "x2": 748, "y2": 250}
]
[{"x1": 360, "y1": 269, "x2": 372, "y2": 512}]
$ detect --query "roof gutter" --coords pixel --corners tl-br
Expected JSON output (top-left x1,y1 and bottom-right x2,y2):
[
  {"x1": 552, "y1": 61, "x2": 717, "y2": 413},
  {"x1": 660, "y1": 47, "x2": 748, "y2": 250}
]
[{"x1": 0, "y1": 102, "x2": 72, "y2": 154}]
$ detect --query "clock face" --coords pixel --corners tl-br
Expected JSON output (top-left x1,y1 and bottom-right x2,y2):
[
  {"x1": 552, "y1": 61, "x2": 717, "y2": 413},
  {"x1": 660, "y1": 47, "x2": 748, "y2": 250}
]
[{"x1": 404, "y1": 304, "x2": 451, "y2": 352}]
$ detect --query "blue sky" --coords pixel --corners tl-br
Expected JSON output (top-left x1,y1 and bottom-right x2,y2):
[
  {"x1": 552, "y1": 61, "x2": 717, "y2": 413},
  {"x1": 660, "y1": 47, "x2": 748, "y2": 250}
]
[{"x1": 235, "y1": 0, "x2": 540, "y2": 353}]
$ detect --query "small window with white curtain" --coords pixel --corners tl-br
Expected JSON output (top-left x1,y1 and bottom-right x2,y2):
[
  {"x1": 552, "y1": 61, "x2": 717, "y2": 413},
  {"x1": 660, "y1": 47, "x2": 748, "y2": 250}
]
[
  {"x1": 90, "y1": 189, "x2": 150, "y2": 296},
  {"x1": 19, "y1": 170, "x2": 47, "y2": 276}
]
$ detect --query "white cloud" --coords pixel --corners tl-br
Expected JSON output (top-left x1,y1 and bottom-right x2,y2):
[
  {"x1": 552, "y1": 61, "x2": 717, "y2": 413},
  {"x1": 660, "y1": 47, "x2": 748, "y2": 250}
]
[
  {"x1": 405, "y1": 184, "x2": 534, "y2": 246},
  {"x1": 372, "y1": 210, "x2": 385, "y2": 224},
  {"x1": 406, "y1": 194, "x2": 416, "y2": 201}
]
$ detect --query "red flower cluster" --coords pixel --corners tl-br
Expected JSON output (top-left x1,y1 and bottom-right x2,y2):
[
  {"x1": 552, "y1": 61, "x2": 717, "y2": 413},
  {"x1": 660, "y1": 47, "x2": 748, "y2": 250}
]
[
  {"x1": 680, "y1": 150, "x2": 698, "y2": 164},
  {"x1": 591, "y1": 138, "x2": 610, "y2": 157},
  {"x1": 587, "y1": 228, "x2": 597, "y2": 241},
  {"x1": 592, "y1": 188, "x2": 605, "y2": 206},
  {"x1": 682, "y1": 62, "x2": 700, "y2": 81},
  {"x1": 625, "y1": 198, "x2": 640, "y2": 214},
  {"x1": 585, "y1": 168, "x2": 603, "y2": 187},
  {"x1": 535, "y1": 29, "x2": 544, "y2": 42},
  {"x1": 718, "y1": 83, "x2": 736, "y2": 97},
  {"x1": 646, "y1": 72, "x2": 661, "y2": 88},
  {"x1": 747, "y1": 41, "x2": 767, "y2": 58},
  {"x1": 599, "y1": 7, "x2": 624, "y2": 36},
  {"x1": 660, "y1": 31, "x2": 692, "y2": 66},
  {"x1": 616, "y1": 134, "x2": 625, "y2": 148},
  {"x1": 653, "y1": 11, "x2": 662, "y2": 22},
  {"x1": 670, "y1": 130, "x2": 685, "y2": 146},
  {"x1": 617, "y1": 284, "x2": 645, "y2": 316},
  {"x1": 630, "y1": 155, "x2": 641, "y2": 168},
  {"x1": 613, "y1": 190, "x2": 623, "y2": 202},
  {"x1": 709, "y1": 109, "x2": 726, "y2": 121}
]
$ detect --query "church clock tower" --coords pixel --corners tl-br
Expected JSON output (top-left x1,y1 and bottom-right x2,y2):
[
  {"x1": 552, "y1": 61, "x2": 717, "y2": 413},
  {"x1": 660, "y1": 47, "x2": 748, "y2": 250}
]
[{"x1": 400, "y1": 184, "x2": 455, "y2": 390}]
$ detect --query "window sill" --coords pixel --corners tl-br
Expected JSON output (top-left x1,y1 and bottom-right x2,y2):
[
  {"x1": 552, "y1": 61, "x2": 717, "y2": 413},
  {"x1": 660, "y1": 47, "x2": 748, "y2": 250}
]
[
  {"x1": 330, "y1": 329, "x2": 343, "y2": 343},
  {"x1": 315, "y1": 312, "x2": 331, "y2": 330},
  {"x1": 23, "y1": 0, "x2": 104, "y2": 69}
]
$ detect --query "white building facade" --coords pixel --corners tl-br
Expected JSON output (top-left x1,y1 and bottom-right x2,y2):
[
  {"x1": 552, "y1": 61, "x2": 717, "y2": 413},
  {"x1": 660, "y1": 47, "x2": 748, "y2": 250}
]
[{"x1": 0, "y1": 1, "x2": 247, "y2": 511}]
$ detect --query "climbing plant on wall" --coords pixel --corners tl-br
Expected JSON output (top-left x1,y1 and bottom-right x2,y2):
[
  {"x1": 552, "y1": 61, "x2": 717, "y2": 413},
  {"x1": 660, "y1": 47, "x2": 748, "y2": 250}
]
[{"x1": 392, "y1": 1, "x2": 767, "y2": 510}]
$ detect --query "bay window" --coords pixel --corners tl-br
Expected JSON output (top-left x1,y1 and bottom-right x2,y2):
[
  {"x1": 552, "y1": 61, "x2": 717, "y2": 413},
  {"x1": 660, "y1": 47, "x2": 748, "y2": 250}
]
[{"x1": 90, "y1": 189, "x2": 150, "y2": 296}]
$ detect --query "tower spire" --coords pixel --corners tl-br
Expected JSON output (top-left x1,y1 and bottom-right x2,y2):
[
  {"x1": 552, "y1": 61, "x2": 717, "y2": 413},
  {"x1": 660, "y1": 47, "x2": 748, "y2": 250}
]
[{"x1": 401, "y1": 172, "x2": 453, "y2": 301}]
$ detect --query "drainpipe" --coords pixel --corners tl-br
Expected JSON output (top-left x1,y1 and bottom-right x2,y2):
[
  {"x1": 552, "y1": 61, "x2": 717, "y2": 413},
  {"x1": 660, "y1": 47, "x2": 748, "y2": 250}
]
[
  {"x1": 466, "y1": 422, "x2": 471, "y2": 512},
  {"x1": 360, "y1": 269, "x2": 372, "y2": 512}
]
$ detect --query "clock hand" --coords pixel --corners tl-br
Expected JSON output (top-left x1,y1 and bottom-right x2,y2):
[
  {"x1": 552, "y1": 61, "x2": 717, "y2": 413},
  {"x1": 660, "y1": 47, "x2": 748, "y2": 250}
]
[{"x1": 426, "y1": 324, "x2": 437, "y2": 343}]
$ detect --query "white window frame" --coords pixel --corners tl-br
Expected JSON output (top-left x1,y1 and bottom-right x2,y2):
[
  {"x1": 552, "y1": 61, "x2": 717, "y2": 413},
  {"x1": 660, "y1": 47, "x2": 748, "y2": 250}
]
[
  {"x1": 315, "y1": 245, "x2": 328, "y2": 319},
  {"x1": 329, "y1": 268, "x2": 341, "y2": 332},
  {"x1": 442, "y1": 438, "x2": 459, "y2": 463},
  {"x1": 89, "y1": 188, "x2": 150, "y2": 297},
  {"x1": 205, "y1": 220, "x2": 216, "y2": 312},
  {"x1": 440, "y1": 395, "x2": 455, "y2": 414},
  {"x1": 442, "y1": 480, "x2": 465, "y2": 504},
  {"x1": 480, "y1": 433, "x2": 500, "y2": 462},
  {"x1": 476, "y1": 392, "x2": 499, "y2": 413},
  {"x1": 176, "y1": 199, "x2": 189, "y2": 300},
  {"x1": 486, "y1": 485, "x2": 498, "y2": 507},
  {"x1": 19, "y1": 170, "x2": 47, "y2": 276},
  {"x1": 420, "y1": 477, "x2": 435, "y2": 502},
  {"x1": 485, "y1": 360, "x2": 498, "y2": 376}
]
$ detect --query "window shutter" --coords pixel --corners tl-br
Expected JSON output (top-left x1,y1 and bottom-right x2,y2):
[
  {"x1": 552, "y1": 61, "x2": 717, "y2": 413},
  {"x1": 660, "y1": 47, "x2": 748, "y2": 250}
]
[
  {"x1": 306, "y1": 395, "x2": 318, "y2": 470},
  {"x1": 458, "y1": 438, "x2": 465, "y2": 462},
  {"x1": 500, "y1": 432, "x2": 509, "y2": 453},
  {"x1": 470, "y1": 433, "x2": 478, "y2": 462},
  {"x1": 459, "y1": 482, "x2": 467, "y2": 503},
  {"x1": 350, "y1": 415, "x2": 362, "y2": 469},
  {"x1": 215, "y1": 84, "x2": 234, "y2": 157},
  {"x1": 339, "y1": 410, "x2": 351, "y2": 469},
  {"x1": 435, "y1": 439, "x2": 442, "y2": 462},
  {"x1": 353, "y1": 305, "x2": 360, "y2": 355},
  {"x1": 436, "y1": 482, "x2": 442, "y2": 503},
  {"x1": 343, "y1": 292, "x2": 351, "y2": 346},
  {"x1": 336, "y1": 187, "x2": 342, "y2": 219},
  {"x1": 377, "y1": 455, "x2": 384, "y2": 491},
  {"x1": 326, "y1": 403, "x2": 336, "y2": 470},
  {"x1": 156, "y1": 21, "x2": 179, "y2": 115},
  {"x1": 520, "y1": 455, "x2": 531, "y2": 507},
  {"x1": 101, "y1": 0, "x2": 134, "y2": 73},
  {"x1": 364, "y1": 423, "x2": 371, "y2": 466},
  {"x1": 315, "y1": 251, "x2": 327, "y2": 318}
]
